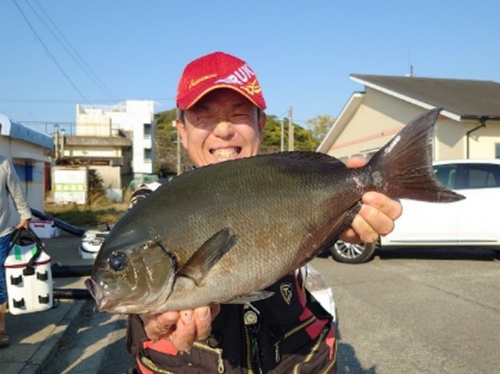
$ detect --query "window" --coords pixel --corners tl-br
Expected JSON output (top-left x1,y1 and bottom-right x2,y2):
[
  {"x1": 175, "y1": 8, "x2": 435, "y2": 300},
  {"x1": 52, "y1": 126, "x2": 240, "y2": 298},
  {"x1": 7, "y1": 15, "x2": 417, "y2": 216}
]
[
  {"x1": 495, "y1": 144, "x2": 500, "y2": 158},
  {"x1": 434, "y1": 164, "x2": 457, "y2": 189},
  {"x1": 455, "y1": 163, "x2": 500, "y2": 189}
]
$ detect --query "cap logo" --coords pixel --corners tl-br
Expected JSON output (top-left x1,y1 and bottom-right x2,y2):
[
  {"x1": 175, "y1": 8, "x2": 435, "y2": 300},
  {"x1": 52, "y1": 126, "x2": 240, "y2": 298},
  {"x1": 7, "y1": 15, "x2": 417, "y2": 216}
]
[
  {"x1": 215, "y1": 64, "x2": 255, "y2": 86},
  {"x1": 241, "y1": 79, "x2": 262, "y2": 96},
  {"x1": 189, "y1": 73, "x2": 217, "y2": 90},
  {"x1": 214, "y1": 63, "x2": 262, "y2": 98}
]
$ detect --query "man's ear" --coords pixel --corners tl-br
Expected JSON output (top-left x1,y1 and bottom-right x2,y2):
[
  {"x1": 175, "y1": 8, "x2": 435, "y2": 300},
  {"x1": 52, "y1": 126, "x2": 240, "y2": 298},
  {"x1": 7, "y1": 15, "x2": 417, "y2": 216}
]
[
  {"x1": 258, "y1": 111, "x2": 267, "y2": 141},
  {"x1": 176, "y1": 118, "x2": 188, "y2": 150}
]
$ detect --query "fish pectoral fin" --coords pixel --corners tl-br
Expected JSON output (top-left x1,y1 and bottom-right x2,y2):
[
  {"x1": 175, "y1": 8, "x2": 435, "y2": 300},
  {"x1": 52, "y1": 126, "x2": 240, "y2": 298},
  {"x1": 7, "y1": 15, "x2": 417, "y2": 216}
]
[
  {"x1": 225, "y1": 291, "x2": 275, "y2": 304},
  {"x1": 179, "y1": 228, "x2": 237, "y2": 286}
]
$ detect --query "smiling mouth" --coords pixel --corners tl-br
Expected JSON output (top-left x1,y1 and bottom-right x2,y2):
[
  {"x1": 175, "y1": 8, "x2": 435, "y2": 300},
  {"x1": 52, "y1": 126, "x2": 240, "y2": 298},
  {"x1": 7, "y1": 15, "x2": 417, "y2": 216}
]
[{"x1": 210, "y1": 147, "x2": 241, "y2": 158}]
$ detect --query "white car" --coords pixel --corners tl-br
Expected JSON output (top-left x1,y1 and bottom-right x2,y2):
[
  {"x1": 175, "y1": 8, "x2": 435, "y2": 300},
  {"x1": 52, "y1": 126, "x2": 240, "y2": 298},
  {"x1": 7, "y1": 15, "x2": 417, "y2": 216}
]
[
  {"x1": 302, "y1": 265, "x2": 336, "y2": 323},
  {"x1": 329, "y1": 159, "x2": 500, "y2": 263}
]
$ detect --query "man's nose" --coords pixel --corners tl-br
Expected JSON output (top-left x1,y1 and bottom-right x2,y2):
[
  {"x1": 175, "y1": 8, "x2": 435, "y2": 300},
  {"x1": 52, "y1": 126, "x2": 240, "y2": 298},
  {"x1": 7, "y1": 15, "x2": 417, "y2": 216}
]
[{"x1": 213, "y1": 120, "x2": 235, "y2": 138}]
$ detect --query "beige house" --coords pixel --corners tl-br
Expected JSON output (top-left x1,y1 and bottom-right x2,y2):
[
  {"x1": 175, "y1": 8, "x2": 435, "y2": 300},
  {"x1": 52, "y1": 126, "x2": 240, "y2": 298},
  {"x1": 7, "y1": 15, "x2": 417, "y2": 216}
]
[{"x1": 317, "y1": 75, "x2": 500, "y2": 161}]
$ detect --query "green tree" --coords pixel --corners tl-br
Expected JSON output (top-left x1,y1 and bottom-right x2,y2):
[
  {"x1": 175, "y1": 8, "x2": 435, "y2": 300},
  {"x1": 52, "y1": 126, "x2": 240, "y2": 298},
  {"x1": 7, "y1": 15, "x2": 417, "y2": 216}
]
[
  {"x1": 306, "y1": 115, "x2": 336, "y2": 145},
  {"x1": 154, "y1": 109, "x2": 190, "y2": 177},
  {"x1": 261, "y1": 115, "x2": 283, "y2": 153},
  {"x1": 262, "y1": 115, "x2": 317, "y2": 152}
]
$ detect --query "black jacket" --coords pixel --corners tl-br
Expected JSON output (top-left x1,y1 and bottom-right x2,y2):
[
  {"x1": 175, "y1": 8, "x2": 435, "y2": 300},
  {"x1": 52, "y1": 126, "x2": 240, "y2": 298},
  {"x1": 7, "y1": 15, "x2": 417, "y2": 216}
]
[{"x1": 126, "y1": 273, "x2": 337, "y2": 374}]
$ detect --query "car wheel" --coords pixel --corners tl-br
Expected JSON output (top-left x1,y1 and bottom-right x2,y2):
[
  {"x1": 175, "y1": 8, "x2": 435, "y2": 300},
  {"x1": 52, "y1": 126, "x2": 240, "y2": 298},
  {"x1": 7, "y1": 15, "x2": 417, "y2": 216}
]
[{"x1": 329, "y1": 239, "x2": 379, "y2": 264}]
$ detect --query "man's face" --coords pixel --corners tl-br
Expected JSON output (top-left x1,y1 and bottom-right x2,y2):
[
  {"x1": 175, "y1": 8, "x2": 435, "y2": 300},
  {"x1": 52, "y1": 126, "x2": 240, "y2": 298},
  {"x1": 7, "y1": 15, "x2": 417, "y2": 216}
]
[{"x1": 177, "y1": 89, "x2": 266, "y2": 167}]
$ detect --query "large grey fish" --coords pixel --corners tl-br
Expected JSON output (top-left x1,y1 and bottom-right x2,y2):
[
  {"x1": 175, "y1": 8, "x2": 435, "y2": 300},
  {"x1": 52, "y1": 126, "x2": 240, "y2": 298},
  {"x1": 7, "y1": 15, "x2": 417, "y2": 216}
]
[{"x1": 86, "y1": 108, "x2": 464, "y2": 314}]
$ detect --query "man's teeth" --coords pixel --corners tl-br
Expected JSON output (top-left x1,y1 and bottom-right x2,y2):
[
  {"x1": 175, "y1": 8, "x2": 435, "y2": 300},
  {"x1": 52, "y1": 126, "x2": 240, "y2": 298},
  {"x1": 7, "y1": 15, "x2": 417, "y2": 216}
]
[{"x1": 212, "y1": 149, "x2": 238, "y2": 157}]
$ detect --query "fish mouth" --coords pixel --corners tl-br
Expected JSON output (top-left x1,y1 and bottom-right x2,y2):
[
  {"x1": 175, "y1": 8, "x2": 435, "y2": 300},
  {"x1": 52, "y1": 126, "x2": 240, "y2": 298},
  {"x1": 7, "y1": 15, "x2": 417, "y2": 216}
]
[{"x1": 85, "y1": 278, "x2": 110, "y2": 312}]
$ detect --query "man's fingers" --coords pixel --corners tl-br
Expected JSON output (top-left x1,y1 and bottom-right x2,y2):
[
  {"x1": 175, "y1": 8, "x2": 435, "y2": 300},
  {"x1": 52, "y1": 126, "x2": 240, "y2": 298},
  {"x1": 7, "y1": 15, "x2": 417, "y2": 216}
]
[
  {"x1": 338, "y1": 227, "x2": 361, "y2": 244},
  {"x1": 194, "y1": 306, "x2": 212, "y2": 341},
  {"x1": 142, "y1": 311, "x2": 179, "y2": 341},
  {"x1": 344, "y1": 155, "x2": 367, "y2": 169},
  {"x1": 362, "y1": 192, "x2": 403, "y2": 221},
  {"x1": 140, "y1": 305, "x2": 218, "y2": 352},
  {"x1": 350, "y1": 213, "x2": 380, "y2": 244},
  {"x1": 170, "y1": 310, "x2": 196, "y2": 351}
]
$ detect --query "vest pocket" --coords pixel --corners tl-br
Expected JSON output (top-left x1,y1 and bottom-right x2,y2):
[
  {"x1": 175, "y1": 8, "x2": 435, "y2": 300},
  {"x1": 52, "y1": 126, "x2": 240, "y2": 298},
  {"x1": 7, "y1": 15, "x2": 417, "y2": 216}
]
[
  {"x1": 264, "y1": 274, "x2": 306, "y2": 325},
  {"x1": 270, "y1": 325, "x2": 337, "y2": 374},
  {"x1": 141, "y1": 342, "x2": 225, "y2": 374}
]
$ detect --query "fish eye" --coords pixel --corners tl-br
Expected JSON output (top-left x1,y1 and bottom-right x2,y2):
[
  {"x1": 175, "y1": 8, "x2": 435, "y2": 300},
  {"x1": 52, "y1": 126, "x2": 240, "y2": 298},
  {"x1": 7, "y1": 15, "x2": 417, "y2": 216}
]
[{"x1": 109, "y1": 253, "x2": 127, "y2": 272}]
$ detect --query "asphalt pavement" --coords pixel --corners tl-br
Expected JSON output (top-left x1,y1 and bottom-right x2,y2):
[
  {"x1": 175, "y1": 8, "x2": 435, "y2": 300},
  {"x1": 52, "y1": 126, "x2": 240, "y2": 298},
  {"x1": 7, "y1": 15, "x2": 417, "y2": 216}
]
[{"x1": 0, "y1": 231, "x2": 97, "y2": 374}]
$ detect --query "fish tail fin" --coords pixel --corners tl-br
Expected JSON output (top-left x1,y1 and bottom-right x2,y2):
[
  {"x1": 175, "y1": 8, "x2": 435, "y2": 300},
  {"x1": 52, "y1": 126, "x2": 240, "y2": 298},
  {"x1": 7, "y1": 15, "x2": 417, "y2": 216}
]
[{"x1": 366, "y1": 108, "x2": 464, "y2": 203}]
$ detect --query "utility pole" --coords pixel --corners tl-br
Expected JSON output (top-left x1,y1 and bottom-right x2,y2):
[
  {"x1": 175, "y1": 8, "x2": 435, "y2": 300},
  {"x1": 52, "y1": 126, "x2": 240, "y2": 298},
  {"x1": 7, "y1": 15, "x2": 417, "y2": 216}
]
[
  {"x1": 288, "y1": 106, "x2": 294, "y2": 151},
  {"x1": 172, "y1": 121, "x2": 181, "y2": 175},
  {"x1": 177, "y1": 128, "x2": 181, "y2": 175},
  {"x1": 54, "y1": 125, "x2": 59, "y2": 160},
  {"x1": 280, "y1": 118, "x2": 284, "y2": 152}
]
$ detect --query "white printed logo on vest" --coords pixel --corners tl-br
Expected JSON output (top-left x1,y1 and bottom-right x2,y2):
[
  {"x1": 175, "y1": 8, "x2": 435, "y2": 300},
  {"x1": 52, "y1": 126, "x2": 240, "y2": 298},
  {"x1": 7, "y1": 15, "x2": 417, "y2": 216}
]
[{"x1": 280, "y1": 283, "x2": 293, "y2": 305}]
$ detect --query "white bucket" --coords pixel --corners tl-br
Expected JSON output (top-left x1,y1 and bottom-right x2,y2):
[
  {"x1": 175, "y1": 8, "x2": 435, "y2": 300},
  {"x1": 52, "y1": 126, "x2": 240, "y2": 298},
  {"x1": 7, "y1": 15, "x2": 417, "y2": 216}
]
[{"x1": 4, "y1": 230, "x2": 53, "y2": 315}]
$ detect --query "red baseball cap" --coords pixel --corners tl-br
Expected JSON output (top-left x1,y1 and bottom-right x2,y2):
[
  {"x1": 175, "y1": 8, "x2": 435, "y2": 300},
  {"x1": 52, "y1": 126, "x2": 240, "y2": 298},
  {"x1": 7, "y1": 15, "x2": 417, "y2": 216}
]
[{"x1": 176, "y1": 52, "x2": 267, "y2": 110}]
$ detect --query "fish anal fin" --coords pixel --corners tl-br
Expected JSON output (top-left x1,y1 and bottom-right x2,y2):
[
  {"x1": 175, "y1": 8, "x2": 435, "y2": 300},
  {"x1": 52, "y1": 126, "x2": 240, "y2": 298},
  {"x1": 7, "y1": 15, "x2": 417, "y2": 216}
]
[
  {"x1": 179, "y1": 228, "x2": 237, "y2": 286},
  {"x1": 303, "y1": 202, "x2": 362, "y2": 263},
  {"x1": 225, "y1": 291, "x2": 274, "y2": 304}
]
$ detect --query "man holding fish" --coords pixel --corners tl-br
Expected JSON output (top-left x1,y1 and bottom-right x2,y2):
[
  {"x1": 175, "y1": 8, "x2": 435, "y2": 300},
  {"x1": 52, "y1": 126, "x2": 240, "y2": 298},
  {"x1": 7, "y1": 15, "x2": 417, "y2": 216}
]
[{"x1": 117, "y1": 51, "x2": 403, "y2": 374}]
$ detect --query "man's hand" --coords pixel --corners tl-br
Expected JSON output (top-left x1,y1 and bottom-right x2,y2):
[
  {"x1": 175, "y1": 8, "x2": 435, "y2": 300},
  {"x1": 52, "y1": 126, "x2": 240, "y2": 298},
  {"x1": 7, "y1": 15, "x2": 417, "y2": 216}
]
[
  {"x1": 140, "y1": 304, "x2": 221, "y2": 352},
  {"x1": 16, "y1": 219, "x2": 30, "y2": 230},
  {"x1": 339, "y1": 156, "x2": 403, "y2": 244}
]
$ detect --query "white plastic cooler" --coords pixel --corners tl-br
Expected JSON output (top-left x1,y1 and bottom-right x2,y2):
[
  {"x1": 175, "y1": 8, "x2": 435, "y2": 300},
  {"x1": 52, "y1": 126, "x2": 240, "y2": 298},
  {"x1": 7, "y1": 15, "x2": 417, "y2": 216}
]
[
  {"x1": 4, "y1": 231, "x2": 53, "y2": 315},
  {"x1": 29, "y1": 219, "x2": 60, "y2": 239},
  {"x1": 79, "y1": 229, "x2": 109, "y2": 260}
]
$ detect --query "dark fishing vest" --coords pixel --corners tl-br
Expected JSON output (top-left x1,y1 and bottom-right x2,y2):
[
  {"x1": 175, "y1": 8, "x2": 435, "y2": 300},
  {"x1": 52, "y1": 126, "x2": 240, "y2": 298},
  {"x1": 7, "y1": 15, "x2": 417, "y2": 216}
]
[{"x1": 125, "y1": 273, "x2": 337, "y2": 374}]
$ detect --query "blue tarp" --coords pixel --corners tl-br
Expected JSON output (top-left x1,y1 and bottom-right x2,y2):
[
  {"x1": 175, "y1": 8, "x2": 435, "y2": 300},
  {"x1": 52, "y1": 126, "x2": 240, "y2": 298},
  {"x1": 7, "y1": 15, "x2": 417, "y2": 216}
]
[{"x1": 0, "y1": 113, "x2": 53, "y2": 150}]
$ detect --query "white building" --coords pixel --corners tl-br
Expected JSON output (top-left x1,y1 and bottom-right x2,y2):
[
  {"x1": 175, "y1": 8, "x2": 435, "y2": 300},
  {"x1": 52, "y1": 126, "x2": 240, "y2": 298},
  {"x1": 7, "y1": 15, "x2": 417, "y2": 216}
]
[
  {"x1": 0, "y1": 113, "x2": 53, "y2": 222},
  {"x1": 53, "y1": 100, "x2": 156, "y2": 202},
  {"x1": 76, "y1": 100, "x2": 155, "y2": 175}
]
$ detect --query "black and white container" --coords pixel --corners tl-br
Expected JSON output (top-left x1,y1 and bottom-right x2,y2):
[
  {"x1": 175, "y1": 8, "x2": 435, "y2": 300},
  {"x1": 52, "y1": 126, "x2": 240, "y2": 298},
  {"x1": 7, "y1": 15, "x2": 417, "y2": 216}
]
[{"x1": 4, "y1": 229, "x2": 53, "y2": 315}]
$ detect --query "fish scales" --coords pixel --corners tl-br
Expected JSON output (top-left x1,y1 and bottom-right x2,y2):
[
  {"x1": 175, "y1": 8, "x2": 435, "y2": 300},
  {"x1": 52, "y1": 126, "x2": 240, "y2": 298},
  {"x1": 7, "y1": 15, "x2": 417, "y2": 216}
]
[{"x1": 86, "y1": 108, "x2": 464, "y2": 314}]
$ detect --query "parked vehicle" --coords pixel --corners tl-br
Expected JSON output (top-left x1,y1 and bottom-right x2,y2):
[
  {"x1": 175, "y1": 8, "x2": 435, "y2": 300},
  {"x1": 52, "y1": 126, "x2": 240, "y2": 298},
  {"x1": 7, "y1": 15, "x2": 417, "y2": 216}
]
[
  {"x1": 302, "y1": 265, "x2": 337, "y2": 323},
  {"x1": 329, "y1": 159, "x2": 500, "y2": 263}
]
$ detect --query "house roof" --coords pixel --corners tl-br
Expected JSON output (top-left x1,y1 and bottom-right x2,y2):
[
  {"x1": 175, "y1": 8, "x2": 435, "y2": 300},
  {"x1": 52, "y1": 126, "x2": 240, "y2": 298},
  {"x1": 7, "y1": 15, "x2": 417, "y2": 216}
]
[
  {"x1": 350, "y1": 75, "x2": 500, "y2": 120},
  {"x1": 0, "y1": 113, "x2": 54, "y2": 149}
]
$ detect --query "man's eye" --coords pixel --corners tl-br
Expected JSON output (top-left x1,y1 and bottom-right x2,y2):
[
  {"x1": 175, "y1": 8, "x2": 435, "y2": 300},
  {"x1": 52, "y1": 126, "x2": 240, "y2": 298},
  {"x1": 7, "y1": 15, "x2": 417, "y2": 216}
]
[
  {"x1": 195, "y1": 116, "x2": 216, "y2": 125},
  {"x1": 197, "y1": 115, "x2": 215, "y2": 120},
  {"x1": 230, "y1": 113, "x2": 251, "y2": 120}
]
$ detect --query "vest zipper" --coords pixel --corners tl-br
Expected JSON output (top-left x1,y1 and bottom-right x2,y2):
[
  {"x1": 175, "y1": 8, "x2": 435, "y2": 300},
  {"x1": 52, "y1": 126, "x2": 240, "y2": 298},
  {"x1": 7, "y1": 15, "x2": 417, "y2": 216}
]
[
  {"x1": 243, "y1": 305, "x2": 263, "y2": 374},
  {"x1": 192, "y1": 342, "x2": 226, "y2": 373},
  {"x1": 244, "y1": 323, "x2": 255, "y2": 374},
  {"x1": 273, "y1": 315, "x2": 317, "y2": 363},
  {"x1": 140, "y1": 356, "x2": 175, "y2": 374},
  {"x1": 292, "y1": 325, "x2": 332, "y2": 374}
]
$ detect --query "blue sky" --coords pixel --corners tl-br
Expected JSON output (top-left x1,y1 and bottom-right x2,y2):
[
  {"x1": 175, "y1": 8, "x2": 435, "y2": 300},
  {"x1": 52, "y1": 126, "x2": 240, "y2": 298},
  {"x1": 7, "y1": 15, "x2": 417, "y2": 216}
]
[{"x1": 1, "y1": 0, "x2": 499, "y2": 130}]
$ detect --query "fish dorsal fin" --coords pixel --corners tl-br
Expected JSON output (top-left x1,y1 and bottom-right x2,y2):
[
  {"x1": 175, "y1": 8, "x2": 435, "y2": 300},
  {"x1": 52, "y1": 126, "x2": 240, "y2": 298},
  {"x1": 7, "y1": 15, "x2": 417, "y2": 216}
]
[
  {"x1": 265, "y1": 151, "x2": 348, "y2": 174},
  {"x1": 273, "y1": 151, "x2": 345, "y2": 165},
  {"x1": 178, "y1": 228, "x2": 237, "y2": 286}
]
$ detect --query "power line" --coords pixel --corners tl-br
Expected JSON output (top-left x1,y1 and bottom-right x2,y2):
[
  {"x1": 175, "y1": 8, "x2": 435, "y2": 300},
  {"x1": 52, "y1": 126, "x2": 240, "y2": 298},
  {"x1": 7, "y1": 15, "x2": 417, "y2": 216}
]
[
  {"x1": 0, "y1": 97, "x2": 175, "y2": 104},
  {"x1": 11, "y1": 0, "x2": 91, "y2": 104},
  {"x1": 30, "y1": 0, "x2": 119, "y2": 101}
]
